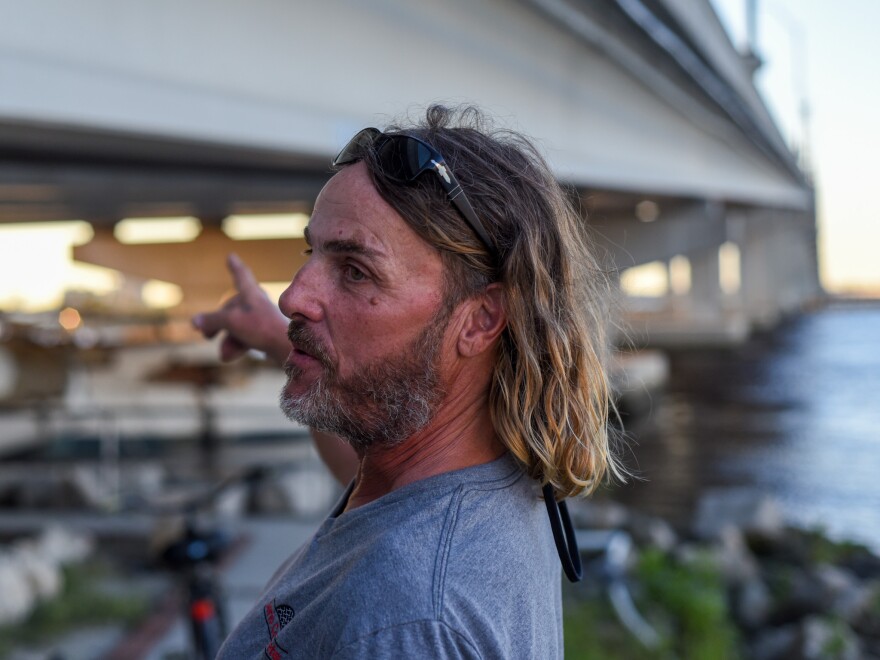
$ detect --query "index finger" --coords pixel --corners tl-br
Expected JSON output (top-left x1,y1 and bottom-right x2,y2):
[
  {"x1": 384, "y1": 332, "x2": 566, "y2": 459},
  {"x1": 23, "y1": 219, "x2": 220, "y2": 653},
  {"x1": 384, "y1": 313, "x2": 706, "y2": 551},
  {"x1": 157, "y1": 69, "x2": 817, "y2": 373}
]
[{"x1": 227, "y1": 252, "x2": 259, "y2": 294}]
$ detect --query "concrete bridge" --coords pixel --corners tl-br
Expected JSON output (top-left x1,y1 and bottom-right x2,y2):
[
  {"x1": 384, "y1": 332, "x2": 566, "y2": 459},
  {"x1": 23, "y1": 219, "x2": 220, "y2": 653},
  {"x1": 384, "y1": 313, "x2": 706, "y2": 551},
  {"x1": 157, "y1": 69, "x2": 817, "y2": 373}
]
[{"x1": 0, "y1": 0, "x2": 820, "y2": 344}]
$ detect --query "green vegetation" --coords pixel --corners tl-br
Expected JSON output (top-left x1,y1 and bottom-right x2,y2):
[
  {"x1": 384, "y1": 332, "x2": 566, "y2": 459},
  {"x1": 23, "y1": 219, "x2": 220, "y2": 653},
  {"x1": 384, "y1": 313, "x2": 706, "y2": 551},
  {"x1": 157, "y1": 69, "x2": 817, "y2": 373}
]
[
  {"x1": 564, "y1": 597, "x2": 658, "y2": 659},
  {"x1": 799, "y1": 527, "x2": 873, "y2": 566},
  {"x1": 564, "y1": 548, "x2": 742, "y2": 660},
  {"x1": 637, "y1": 549, "x2": 741, "y2": 659},
  {"x1": 819, "y1": 617, "x2": 850, "y2": 657},
  {"x1": 0, "y1": 560, "x2": 152, "y2": 657}
]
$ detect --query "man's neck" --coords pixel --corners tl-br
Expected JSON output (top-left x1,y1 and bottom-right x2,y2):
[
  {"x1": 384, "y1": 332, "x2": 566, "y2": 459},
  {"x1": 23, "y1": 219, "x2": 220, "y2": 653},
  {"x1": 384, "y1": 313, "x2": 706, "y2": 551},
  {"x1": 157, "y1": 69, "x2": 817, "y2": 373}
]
[{"x1": 344, "y1": 394, "x2": 505, "y2": 511}]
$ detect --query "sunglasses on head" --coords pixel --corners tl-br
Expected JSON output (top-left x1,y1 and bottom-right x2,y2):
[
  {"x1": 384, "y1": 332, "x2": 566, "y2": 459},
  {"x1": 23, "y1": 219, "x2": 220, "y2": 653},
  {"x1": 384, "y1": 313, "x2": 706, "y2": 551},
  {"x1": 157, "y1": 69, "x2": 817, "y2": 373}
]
[{"x1": 333, "y1": 128, "x2": 499, "y2": 265}]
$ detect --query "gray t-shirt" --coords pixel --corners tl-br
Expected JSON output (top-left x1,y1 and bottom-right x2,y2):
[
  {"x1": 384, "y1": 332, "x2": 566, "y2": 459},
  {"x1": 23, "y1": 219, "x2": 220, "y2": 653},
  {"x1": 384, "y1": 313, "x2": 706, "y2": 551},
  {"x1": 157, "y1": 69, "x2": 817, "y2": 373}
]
[{"x1": 217, "y1": 453, "x2": 562, "y2": 659}]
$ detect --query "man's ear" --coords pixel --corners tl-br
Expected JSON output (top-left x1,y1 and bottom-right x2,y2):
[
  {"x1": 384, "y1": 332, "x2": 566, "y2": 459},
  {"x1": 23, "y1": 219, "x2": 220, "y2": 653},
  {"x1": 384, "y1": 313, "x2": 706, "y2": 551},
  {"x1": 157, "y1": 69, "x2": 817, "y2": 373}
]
[{"x1": 457, "y1": 283, "x2": 507, "y2": 357}]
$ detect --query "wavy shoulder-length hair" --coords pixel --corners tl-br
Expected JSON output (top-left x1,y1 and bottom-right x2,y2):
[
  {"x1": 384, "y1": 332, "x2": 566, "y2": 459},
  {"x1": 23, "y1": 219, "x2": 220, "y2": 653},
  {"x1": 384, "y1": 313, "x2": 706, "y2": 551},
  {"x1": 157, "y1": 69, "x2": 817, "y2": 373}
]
[{"x1": 360, "y1": 105, "x2": 625, "y2": 498}]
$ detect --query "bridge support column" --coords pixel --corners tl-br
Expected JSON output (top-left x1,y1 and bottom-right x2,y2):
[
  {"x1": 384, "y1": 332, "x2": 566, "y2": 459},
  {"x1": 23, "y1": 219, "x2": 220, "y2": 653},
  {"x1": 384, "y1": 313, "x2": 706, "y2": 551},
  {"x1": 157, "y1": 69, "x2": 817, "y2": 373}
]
[
  {"x1": 741, "y1": 210, "x2": 786, "y2": 329},
  {"x1": 688, "y1": 247, "x2": 722, "y2": 318}
]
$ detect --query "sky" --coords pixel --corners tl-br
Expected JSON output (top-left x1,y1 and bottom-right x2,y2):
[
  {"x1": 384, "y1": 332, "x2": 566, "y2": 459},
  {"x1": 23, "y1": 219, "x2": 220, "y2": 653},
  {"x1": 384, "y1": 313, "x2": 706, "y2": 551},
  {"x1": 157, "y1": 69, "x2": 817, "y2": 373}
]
[
  {"x1": 710, "y1": 0, "x2": 880, "y2": 293},
  {"x1": 0, "y1": 0, "x2": 877, "y2": 311}
]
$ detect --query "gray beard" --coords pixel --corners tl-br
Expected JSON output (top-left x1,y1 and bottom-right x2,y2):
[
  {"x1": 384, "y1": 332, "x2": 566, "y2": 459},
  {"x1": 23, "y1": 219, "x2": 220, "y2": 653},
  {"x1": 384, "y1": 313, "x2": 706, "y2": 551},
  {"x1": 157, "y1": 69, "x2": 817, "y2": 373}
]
[{"x1": 279, "y1": 315, "x2": 448, "y2": 452}]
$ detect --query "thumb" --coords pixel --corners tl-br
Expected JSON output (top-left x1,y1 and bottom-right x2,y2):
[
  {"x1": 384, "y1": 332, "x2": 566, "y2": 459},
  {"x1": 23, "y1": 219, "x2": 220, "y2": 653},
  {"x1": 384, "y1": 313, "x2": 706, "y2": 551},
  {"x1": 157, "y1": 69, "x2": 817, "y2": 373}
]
[{"x1": 219, "y1": 334, "x2": 249, "y2": 362}]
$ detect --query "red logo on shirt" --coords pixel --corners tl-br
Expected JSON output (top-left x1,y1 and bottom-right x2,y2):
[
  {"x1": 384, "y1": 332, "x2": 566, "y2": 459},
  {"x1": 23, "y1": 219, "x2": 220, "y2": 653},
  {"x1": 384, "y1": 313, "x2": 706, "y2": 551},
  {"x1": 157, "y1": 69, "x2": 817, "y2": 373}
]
[
  {"x1": 265, "y1": 639, "x2": 285, "y2": 660},
  {"x1": 262, "y1": 600, "x2": 293, "y2": 659},
  {"x1": 264, "y1": 602, "x2": 281, "y2": 638}
]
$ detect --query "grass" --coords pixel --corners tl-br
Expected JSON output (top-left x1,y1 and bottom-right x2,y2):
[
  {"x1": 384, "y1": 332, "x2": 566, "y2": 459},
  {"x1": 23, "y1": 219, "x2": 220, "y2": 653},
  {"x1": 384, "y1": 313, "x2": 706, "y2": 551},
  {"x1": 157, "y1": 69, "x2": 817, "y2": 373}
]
[
  {"x1": 564, "y1": 596, "x2": 664, "y2": 659},
  {"x1": 564, "y1": 548, "x2": 742, "y2": 660},
  {"x1": 0, "y1": 559, "x2": 152, "y2": 657}
]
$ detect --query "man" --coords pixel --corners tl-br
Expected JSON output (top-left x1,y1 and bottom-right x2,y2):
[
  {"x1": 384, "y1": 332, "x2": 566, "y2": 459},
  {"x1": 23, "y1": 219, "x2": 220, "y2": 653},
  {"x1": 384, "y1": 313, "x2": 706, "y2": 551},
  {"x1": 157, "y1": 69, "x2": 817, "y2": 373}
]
[{"x1": 193, "y1": 105, "x2": 622, "y2": 658}]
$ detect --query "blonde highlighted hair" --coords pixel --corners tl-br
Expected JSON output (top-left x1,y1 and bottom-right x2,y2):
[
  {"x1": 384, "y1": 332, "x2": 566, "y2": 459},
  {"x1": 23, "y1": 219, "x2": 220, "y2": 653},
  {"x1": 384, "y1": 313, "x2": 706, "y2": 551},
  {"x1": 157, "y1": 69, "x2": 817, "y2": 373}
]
[{"x1": 363, "y1": 105, "x2": 625, "y2": 498}]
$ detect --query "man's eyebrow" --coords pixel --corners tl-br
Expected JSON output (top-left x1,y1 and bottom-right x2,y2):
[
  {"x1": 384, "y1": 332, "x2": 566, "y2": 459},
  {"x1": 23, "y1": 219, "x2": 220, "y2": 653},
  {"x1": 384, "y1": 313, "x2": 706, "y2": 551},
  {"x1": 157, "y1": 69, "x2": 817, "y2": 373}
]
[
  {"x1": 323, "y1": 239, "x2": 385, "y2": 261},
  {"x1": 303, "y1": 226, "x2": 385, "y2": 260}
]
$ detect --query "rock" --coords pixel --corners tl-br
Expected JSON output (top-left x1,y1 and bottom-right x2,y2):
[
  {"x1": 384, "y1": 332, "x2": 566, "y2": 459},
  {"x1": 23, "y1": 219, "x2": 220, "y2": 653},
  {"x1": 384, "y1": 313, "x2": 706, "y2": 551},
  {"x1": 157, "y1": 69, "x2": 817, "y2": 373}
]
[
  {"x1": 753, "y1": 617, "x2": 864, "y2": 660},
  {"x1": 672, "y1": 541, "x2": 702, "y2": 566},
  {"x1": 840, "y1": 547, "x2": 880, "y2": 581},
  {"x1": 0, "y1": 527, "x2": 94, "y2": 626},
  {"x1": 567, "y1": 498, "x2": 630, "y2": 530},
  {"x1": 765, "y1": 566, "x2": 827, "y2": 625},
  {"x1": 693, "y1": 489, "x2": 785, "y2": 541},
  {"x1": 864, "y1": 638, "x2": 880, "y2": 660},
  {"x1": 36, "y1": 526, "x2": 93, "y2": 565},
  {"x1": 627, "y1": 513, "x2": 678, "y2": 552},
  {"x1": 714, "y1": 526, "x2": 760, "y2": 585},
  {"x1": 11, "y1": 541, "x2": 62, "y2": 601},
  {"x1": 751, "y1": 623, "x2": 799, "y2": 660},
  {"x1": 765, "y1": 563, "x2": 877, "y2": 627},
  {"x1": 0, "y1": 553, "x2": 37, "y2": 625},
  {"x1": 849, "y1": 579, "x2": 880, "y2": 635},
  {"x1": 673, "y1": 541, "x2": 742, "y2": 577},
  {"x1": 833, "y1": 581, "x2": 878, "y2": 626},
  {"x1": 815, "y1": 563, "x2": 857, "y2": 599},
  {"x1": 808, "y1": 563, "x2": 879, "y2": 625},
  {"x1": 735, "y1": 576, "x2": 773, "y2": 629},
  {"x1": 676, "y1": 527, "x2": 759, "y2": 585},
  {"x1": 800, "y1": 615, "x2": 862, "y2": 659}
]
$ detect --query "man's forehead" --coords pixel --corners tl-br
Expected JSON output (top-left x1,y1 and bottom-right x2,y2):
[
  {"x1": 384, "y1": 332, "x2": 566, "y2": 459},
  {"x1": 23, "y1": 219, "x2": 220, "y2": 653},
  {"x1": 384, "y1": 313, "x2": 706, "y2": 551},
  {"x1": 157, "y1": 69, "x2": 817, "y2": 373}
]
[{"x1": 305, "y1": 163, "x2": 431, "y2": 262}]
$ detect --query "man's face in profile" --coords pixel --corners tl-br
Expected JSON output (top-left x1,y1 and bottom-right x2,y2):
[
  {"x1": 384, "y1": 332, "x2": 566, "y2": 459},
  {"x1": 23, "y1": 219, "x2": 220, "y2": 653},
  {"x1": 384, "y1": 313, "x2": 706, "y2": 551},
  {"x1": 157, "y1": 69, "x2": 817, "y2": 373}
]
[{"x1": 277, "y1": 163, "x2": 452, "y2": 449}]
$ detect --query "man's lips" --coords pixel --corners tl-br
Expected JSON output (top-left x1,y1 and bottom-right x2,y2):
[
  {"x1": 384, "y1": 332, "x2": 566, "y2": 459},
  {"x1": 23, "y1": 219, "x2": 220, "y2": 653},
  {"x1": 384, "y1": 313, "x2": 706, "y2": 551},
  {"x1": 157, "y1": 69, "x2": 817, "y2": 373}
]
[
  {"x1": 286, "y1": 321, "x2": 332, "y2": 370},
  {"x1": 286, "y1": 345, "x2": 320, "y2": 369},
  {"x1": 291, "y1": 344, "x2": 315, "y2": 359}
]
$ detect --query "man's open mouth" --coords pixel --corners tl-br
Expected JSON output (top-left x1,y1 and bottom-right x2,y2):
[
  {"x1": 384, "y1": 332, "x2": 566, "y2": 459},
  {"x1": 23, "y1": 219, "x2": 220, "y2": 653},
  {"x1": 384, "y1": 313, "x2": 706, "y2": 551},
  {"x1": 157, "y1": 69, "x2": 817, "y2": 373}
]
[
  {"x1": 292, "y1": 345, "x2": 313, "y2": 359},
  {"x1": 287, "y1": 322, "x2": 332, "y2": 369}
]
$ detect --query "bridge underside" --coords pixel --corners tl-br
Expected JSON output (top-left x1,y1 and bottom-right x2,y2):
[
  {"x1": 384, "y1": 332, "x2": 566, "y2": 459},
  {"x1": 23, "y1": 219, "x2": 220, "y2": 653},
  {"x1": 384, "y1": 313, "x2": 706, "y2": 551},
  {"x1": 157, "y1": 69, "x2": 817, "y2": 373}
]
[
  {"x1": 0, "y1": 122, "x2": 328, "y2": 223},
  {"x1": 0, "y1": 0, "x2": 821, "y2": 344}
]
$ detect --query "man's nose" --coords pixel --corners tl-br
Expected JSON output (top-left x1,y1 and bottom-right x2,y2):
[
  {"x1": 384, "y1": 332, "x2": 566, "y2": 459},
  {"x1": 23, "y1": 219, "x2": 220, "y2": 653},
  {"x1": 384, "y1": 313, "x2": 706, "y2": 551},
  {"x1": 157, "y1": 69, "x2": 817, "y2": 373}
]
[{"x1": 278, "y1": 260, "x2": 324, "y2": 321}]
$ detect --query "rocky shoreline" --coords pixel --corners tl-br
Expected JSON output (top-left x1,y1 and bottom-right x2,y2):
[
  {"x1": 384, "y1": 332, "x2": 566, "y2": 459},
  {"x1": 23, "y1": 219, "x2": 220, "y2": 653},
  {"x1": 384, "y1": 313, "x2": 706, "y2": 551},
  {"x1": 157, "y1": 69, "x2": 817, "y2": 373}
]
[
  {"x1": 2, "y1": 486, "x2": 878, "y2": 659},
  {"x1": 567, "y1": 489, "x2": 880, "y2": 659}
]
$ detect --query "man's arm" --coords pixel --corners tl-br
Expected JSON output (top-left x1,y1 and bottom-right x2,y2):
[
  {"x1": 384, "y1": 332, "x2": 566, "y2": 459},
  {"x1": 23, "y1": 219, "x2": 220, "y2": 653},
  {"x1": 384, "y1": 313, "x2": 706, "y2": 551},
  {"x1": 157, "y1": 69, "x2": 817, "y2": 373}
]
[{"x1": 192, "y1": 253, "x2": 358, "y2": 484}]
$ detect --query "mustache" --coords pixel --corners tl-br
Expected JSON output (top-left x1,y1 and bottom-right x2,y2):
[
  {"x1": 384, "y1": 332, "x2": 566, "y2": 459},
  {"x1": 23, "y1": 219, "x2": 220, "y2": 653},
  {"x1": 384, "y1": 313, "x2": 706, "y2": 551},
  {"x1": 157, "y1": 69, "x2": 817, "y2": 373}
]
[{"x1": 287, "y1": 320, "x2": 333, "y2": 369}]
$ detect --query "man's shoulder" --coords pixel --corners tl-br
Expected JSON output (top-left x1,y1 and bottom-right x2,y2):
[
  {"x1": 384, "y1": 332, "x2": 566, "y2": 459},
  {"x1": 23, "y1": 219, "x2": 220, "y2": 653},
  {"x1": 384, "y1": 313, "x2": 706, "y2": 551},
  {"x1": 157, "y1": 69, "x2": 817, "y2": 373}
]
[
  {"x1": 223, "y1": 455, "x2": 562, "y2": 658},
  {"x1": 320, "y1": 454, "x2": 535, "y2": 603},
  {"x1": 341, "y1": 454, "x2": 554, "y2": 589},
  {"x1": 420, "y1": 457, "x2": 563, "y2": 658},
  {"x1": 328, "y1": 455, "x2": 560, "y2": 652},
  {"x1": 320, "y1": 456, "x2": 547, "y2": 597}
]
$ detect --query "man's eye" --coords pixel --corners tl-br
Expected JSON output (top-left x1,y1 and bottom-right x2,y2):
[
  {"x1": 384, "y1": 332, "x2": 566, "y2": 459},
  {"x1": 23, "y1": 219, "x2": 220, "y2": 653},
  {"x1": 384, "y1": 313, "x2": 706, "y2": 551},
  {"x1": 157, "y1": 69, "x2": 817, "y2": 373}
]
[
  {"x1": 345, "y1": 265, "x2": 367, "y2": 281},
  {"x1": 302, "y1": 248, "x2": 313, "y2": 256}
]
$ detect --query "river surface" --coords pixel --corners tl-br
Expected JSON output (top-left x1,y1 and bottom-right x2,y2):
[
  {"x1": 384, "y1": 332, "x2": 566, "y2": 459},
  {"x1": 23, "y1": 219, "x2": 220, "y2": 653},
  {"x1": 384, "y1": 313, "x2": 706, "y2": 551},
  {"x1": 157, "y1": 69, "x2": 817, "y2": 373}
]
[{"x1": 612, "y1": 301, "x2": 880, "y2": 551}]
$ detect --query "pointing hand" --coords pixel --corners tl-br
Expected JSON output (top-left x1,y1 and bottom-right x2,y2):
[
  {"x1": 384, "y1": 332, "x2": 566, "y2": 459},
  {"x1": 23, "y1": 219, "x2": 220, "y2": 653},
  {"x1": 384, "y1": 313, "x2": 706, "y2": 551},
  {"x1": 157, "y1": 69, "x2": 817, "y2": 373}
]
[{"x1": 191, "y1": 253, "x2": 290, "y2": 364}]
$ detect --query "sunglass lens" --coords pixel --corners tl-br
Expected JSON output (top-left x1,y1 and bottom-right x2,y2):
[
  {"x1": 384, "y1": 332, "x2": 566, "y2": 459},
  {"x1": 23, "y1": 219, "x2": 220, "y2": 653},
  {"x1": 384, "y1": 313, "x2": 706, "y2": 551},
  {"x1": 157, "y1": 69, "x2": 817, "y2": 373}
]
[
  {"x1": 333, "y1": 128, "x2": 381, "y2": 166},
  {"x1": 377, "y1": 136, "x2": 434, "y2": 182}
]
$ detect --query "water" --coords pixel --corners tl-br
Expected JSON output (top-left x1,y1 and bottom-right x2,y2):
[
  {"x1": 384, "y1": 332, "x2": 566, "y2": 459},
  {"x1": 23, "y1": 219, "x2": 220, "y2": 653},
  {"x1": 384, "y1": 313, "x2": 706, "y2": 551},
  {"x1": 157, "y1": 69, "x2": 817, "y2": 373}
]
[{"x1": 613, "y1": 302, "x2": 880, "y2": 551}]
